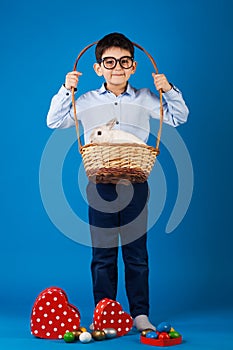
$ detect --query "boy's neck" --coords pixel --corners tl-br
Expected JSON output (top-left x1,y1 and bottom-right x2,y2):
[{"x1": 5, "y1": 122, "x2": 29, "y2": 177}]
[{"x1": 105, "y1": 82, "x2": 128, "y2": 97}]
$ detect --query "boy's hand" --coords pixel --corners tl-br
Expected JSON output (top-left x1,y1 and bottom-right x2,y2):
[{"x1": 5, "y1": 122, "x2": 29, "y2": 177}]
[
  {"x1": 65, "y1": 71, "x2": 82, "y2": 90},
  {"x1": 152, "y1": 73, "x2": 172, "y2": 93}
]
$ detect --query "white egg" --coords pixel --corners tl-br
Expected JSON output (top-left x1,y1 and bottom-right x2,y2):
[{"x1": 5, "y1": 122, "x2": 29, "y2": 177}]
[{"x1": 79, "y1": 331, "x2": 92, "y2": 343}]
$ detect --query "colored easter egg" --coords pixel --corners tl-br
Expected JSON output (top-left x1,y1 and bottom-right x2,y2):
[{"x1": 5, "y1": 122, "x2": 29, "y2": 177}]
[
  {"x1": 158, "y1": 332, "x2": 170, "y2": 339},
  {"x1": 103, "y1": 328, "x2": 117, "y2": 338},
  {"x1": 169, "y1": 331, "x2": 181, "y2": 339},
  {"x1": 79, "y1": 326, "x2": 87, "y2": 332},
  {"x1": 170, "y1": 327, "x2": 175, "y2": 332},
  {"x1": 157, "y1": 322, "x2": 171, "y2": 333},
  {"x1": 63, "y1": 332, "x2": 75, "y2": 343},
  {"x1": 141, "y1": 328, "x2": 156, "y2": 336},
  {"x1": 145, "y1": 331, "x2": 158, "y2": 339},
  {"x1": 79, "y1": 331, "x2": 92, "y2": 343},
  {"x1": 91, "y1": 330, "x2": 106, "y2": 341},
  {"x1": 72, "y1": 330, "x2": 82, "y2": 339}
]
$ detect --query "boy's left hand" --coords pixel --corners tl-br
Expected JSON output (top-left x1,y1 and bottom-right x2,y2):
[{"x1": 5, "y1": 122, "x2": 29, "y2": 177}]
[{"x1": 152, "y1": 73, "x2": 172, "y2": 93}]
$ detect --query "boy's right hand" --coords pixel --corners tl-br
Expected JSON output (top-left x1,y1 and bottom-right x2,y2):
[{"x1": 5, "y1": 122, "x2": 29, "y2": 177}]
[{"x1": 65, "y1": 71, "x2": 82, "y2": 90}]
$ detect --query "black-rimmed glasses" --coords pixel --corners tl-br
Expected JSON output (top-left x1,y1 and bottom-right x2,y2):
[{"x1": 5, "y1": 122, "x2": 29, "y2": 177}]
[{"x1": 97, "y1": 56, "x2": 134, "y2": 70}]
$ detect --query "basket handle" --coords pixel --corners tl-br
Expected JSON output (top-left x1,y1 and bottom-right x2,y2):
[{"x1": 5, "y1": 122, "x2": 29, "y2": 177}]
[{"x1": 71, "y1": 41, "x2": 164, "y2": 152}]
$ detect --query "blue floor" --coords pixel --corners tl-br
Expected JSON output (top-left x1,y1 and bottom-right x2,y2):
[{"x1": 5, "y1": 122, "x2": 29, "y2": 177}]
[{"x1": 1, "y1": 308, "x2": 232, "y2": 350}]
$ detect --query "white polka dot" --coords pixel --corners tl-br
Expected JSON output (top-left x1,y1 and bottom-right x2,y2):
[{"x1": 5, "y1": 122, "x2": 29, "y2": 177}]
[
  {"x1": 61, "y1": 323, "x2": 65, "y2": 327},
  {"x1": 126, "y1": 319, "x2": 130, "y2": 323},
  {"x1": 56, "y1": 316, "x2": 60, "y2": 320},
  {"x1": 96, "y1": 309, "x2": 99, "y2": 313},
  {"x1": 54, "y1": 328, "x2": 58, "y2": 332},
  {"x1": 73, "y1": 325, "x2": 77, "y2": 329},
  {"x1": 68, "y1": 318, "x2": 72, "y2": 322},
  {"x1": 63, "y1": 311, "x2": 67, "y2": 315},
  {"x1": 53, "y1": 297, "x2": 58, "y2": 301},
  {"x1": 42, "y1": 296, "x2": 45, "y2": 299},
  {"x1": 118, "y1": 319, "x2": 122, "y2": 323},
  {"x1": 46, "y1": 332, "x2": 50, "y2": 337},
  {"x1": 49, "y1": 321, "x2": 53, "y2": 325},
  {"x1": 118, "y1": 328, "x2": 121, "y2": 332},
  {"x1": 101, "y1": 305, "x2": 104, "y2": 308},
  {"x1": 58, "y1": 335, "x2": 62, "y2": 339},
  {"x1": 111, "y1": 311, "x2": 115, "y2": 315},
  {"x1": 103, "y1": 311, "x2": 107, "y2": 315},
  {"x1": 36, "y1": 318, "x2": 40, "y2": 322},
  {"x1": 41, "y1": 325, "x2": 46, "y2": 329},
  {"x1": 48, "y1": 291, "x2": 52, "y2": 294},
  {"x1": 75, "y1": 314, "x2": 79, "y2": 318},
  {"x1": 46, "y1": 302, "x2": 50, "y2": 306},
  {"x1": 110, "y1": 319, "x2": 114, "y2": 323},
  {"x1": 126, "y1": 327, "x2": 129, "y2": 331},
  {"x1": 103, "y1": 320, "x2": 106, "y2": 324},
  {"x1": 118, "y1": 311, "x2": 122, "y2": 315},
  {"x1": 33, "y1": 311, "x2": 36, "y2": 315},
  {"x1": 39, "y1": 306, "x2": 43, "y2": 311},
  {"x1": 111, "y1": 303, "x2": 115, "y2": 307},
  {"x1": 51, "y1": 309, "x2": 55, "y2": 313},
  {"x1": 58, "y1": 304, "x2": 62, "y2": 308},
  {"x1": 44, "y1": 314, "x2": 48, "y2": 318},
  {"x1": 34, "y1": 330, "x2": 38, "y2": 334}
]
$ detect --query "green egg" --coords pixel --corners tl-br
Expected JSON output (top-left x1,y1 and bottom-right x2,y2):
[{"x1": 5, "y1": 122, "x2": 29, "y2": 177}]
[
  {"x1": 63, "y1": 331, "x2": 76, "y2": 342},
  {"x1": 169, "y1": 331, "x2": 181, "y2": 339}
]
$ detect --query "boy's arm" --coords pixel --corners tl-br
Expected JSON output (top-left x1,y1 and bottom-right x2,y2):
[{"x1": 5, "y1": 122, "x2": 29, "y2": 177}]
[
  {"x1": 161, "y1": 86, "x2": 189, "y2": 126},
  {"x1": 46, "y1": 71, "x2": 81, "y2": 129},
  {"x1": 151, "y1": 73, "x2": 189, "y2": 126},
  {"x1": 46, "y1": 85, "x2": 75, "y2": 129}
]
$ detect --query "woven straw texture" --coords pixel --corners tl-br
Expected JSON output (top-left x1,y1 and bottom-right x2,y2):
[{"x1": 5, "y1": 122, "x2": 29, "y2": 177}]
[{"x1": 81, "y1": 142, "x2": 159, "y2": 184}]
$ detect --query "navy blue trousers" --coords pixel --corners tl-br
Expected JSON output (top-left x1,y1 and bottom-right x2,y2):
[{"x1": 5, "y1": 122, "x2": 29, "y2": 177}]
[{"x1": 86, "y1": 181, "x2": 150, "y2": 318}]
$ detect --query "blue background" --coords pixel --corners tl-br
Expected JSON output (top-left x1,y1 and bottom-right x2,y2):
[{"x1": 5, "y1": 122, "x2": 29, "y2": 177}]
[{"x1": 1, "y1": 0, "x2": 233, "y2": 349}]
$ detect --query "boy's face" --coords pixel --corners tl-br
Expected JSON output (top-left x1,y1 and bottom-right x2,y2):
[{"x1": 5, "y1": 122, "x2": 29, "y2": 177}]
[{"x1": 94, "y1": 47, "x2": 137, "y2": 91}]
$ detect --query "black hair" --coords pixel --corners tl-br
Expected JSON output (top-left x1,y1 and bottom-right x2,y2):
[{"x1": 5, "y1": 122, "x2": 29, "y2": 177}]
[{"x1": 95, "y1": 32, "x2": 134, "y2": 61}]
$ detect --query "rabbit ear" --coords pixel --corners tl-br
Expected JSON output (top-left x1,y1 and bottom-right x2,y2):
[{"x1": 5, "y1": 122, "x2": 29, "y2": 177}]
[{"x1": 106, "y1": 118, "x2": 117, "y2": 129}]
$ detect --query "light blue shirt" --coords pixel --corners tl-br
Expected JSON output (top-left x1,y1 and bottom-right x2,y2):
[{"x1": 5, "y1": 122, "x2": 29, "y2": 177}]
[{"x1": 47, "y1": 83, "x2": 189, "y2": 144}]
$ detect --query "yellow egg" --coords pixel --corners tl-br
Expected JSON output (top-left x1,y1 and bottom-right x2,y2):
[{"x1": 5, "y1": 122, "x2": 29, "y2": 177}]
[
  {"x1": 78, "y1": 326, "x2": 87, "y2": 333},
  {"x1": 141, "y1": 328, "x2": 155, "y2": 337}
]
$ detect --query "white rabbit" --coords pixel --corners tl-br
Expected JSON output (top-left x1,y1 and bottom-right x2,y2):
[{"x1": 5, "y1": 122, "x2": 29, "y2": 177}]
[{"x1": 89, "y1": 118, "x2": 145, "y2": 144}]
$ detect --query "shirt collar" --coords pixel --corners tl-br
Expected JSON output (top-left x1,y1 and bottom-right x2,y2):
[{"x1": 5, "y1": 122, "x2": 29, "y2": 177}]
[{"x1": 98, "y1": 82, "x2": 135, "y2": 97}]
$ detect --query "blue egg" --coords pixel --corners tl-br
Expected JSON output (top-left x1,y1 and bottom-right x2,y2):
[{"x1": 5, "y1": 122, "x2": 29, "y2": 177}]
[
  {"x1": 145, "y1": 331, "x2": 158, "y2": 339},
  {"x1": 156, "y1": 321, "x2": 171, "y2": 333}
]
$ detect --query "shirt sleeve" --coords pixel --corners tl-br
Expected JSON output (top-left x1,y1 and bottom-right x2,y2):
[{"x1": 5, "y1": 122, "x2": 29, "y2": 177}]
[
  {"x1": 150, "y1": 86, "x2": 189, "y2": 127},
  {"x1": 46, "y1": 85, "x2": 75, "y2": 129}
]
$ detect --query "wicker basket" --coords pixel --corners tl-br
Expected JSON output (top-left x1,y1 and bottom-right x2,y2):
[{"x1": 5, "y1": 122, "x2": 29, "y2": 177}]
[{"x1": 71, "y1": 41, "x2": 164, "y2": 184}]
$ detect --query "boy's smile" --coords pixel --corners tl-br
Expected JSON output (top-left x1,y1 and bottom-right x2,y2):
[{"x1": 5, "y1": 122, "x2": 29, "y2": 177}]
[{"x1": 93, "y1": 47, "x2": 137, "y2": 96}]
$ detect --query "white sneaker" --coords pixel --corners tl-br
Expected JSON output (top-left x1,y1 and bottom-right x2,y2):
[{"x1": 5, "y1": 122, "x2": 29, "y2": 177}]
[{"x1": 133, "y1": 315, "x2": 156, "y2": 331}]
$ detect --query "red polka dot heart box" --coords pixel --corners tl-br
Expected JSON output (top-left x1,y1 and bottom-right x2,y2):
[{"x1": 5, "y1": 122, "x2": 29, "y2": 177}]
[
  {"x1": 30, "y1": 287, "x2": 80, "y2": 339},
  {"x1": 93, "y1": 298, "x2": 133, "y2": 336}
]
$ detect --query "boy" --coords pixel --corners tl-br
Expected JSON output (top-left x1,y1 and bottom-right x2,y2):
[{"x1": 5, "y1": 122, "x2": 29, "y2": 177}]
[{"x1": 46, "y1": 32, "x2": 189, "y2": 331}]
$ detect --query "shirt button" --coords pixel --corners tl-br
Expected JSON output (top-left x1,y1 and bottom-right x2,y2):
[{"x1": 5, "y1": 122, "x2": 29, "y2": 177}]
[
  {"x1": 114, "y1": 102, "x2": 118, "y2": 105},
  {"x1": 116, "y1": 121, "x2": 119, "y2": 125},
  {"x1": 66, "y1": 92, "x2": 69, "y2": 96}
]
